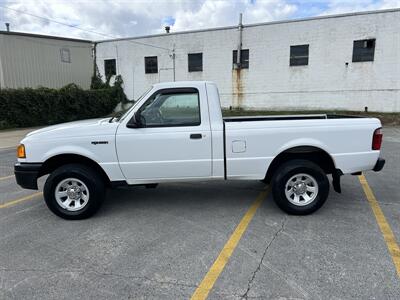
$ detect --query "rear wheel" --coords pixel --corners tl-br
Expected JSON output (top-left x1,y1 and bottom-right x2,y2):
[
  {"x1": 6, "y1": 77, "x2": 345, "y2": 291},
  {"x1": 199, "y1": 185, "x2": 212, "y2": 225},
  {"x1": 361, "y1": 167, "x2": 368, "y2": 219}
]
[
  {"x1": 44, "y1": 164, "x2": 105, "y2": 220},
  {"x1": 271, "y1": 159, "x2": 329, "y2": 215}
]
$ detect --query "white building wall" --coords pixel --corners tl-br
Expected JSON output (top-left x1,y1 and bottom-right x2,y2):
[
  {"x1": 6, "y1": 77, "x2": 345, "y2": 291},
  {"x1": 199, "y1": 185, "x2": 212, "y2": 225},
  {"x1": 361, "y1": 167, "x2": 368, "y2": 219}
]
[
  {"x1": 0, "y1": 33, "x2": 93, "y2": 89},
  {"x1": 96, "y1": 9, "x2": 400, "y2": 112}
]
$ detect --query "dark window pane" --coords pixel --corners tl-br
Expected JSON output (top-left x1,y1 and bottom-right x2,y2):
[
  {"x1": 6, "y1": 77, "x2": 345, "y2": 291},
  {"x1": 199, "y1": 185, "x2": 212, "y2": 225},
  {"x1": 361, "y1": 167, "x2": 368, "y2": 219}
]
[
  {"x1": 104, "y1": 59, "x2": 116, "y2": 77},
  {"x1": 188, "y1": 53, "x2": 203, "y2": 72},
  {"x1": 145, "y1": 56, "x2": 158, "y2": 73},
  {"x1": 241, "y1": 49, "x2": 249, "y2": 68},
  {"x1": 290, "y1": 45, "x2": 309, "y2": 66},
  {"x1": 139, "y1": 89, "x2": 200, "y2": 127},
  {"x1": 352, "y1": 39, "x2": 375, "y2": 62},
  {"x1": 232, "y1": 49, "x2": 249, "y2": 69}
]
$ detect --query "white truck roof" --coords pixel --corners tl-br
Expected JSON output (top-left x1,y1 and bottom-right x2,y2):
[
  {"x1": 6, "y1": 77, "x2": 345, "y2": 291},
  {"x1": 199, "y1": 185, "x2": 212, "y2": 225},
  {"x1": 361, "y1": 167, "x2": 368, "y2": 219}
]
[{"x1": 152, "y1": 81, "x2": 215, "y2": 89}]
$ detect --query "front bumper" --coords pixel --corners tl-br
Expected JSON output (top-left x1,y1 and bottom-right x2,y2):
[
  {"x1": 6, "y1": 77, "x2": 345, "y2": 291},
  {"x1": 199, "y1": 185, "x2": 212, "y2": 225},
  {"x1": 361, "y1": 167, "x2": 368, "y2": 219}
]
[
  {"x1": 373, "y1": 157, "x2": 385, "y2": 172},
  {"x1": 14, "y1": 163, "x2": 42, "y2": 190}
]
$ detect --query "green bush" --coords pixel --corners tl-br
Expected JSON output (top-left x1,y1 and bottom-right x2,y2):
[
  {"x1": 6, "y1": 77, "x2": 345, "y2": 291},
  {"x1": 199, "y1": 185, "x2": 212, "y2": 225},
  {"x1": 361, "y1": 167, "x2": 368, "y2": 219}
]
[{"x1": 0, "y1": 83, "x2": 121, "y2": 129}]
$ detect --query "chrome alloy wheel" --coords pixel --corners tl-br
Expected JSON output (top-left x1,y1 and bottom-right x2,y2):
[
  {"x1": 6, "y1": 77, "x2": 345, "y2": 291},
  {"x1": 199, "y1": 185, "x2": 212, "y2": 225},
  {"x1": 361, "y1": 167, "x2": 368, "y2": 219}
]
[
  {"x1": 284, "y1": 173, "x2": 319, "y2": 206},
  {"x1": 55, "y1": 178, "x2": 90, "y2": 211}
]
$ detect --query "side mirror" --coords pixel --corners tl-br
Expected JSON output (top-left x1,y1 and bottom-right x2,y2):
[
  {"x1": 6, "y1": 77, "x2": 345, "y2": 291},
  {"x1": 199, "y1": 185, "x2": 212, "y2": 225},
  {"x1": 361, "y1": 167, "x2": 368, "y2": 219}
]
[{"x1": 127, "y1": 113, "x2": 142, "y2": 128}]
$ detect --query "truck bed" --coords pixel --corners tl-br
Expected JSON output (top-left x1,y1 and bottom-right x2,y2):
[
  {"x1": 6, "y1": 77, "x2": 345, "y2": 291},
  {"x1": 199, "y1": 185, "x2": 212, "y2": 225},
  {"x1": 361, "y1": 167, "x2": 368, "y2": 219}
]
[{"x1": 223, "y1": 114, "x2": 363, "y2": 122}]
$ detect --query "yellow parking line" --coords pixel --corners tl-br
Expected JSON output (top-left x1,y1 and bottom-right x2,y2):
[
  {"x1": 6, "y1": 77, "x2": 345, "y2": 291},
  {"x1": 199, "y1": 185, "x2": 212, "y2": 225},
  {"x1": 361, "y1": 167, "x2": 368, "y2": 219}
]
[
  {"x1": 359, "y1": 174, "x2": 400, "y2": 277},
  {"x1": 0, "y1": 175, "x2": 15, "y2": 181},
  {"x1": 191, "y1": 188, "x2": 269, "y2": 300},
  {"x1": 0, "y1": 192, "x2": 43, "y2": 209}
]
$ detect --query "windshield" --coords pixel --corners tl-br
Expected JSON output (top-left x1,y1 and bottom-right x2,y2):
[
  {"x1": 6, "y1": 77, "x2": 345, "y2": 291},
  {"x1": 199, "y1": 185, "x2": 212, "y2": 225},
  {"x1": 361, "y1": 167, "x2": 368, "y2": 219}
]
[{"x1": 116, "y1": 87, "x2": 153, "y2": 122}]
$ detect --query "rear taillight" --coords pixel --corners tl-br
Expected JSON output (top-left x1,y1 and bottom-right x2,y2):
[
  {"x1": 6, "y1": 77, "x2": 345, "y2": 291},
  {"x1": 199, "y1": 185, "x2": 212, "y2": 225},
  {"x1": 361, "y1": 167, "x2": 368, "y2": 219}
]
[{"x1": 372, "y1": 128, "x2": 383, "y2": 150}]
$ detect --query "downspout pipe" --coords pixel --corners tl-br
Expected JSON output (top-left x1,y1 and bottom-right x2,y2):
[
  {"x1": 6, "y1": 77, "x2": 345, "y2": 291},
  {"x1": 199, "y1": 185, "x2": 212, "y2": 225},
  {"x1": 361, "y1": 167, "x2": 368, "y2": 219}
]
[
  {"x1": 237, "y1": 13, "x2": 243, "y2": 66},
  {"x1": 92, "y1": 42, "x2": 97, "y2": 77},
  {"x1": 172, "y1": 46, "x2": 176, "y2": 81}
]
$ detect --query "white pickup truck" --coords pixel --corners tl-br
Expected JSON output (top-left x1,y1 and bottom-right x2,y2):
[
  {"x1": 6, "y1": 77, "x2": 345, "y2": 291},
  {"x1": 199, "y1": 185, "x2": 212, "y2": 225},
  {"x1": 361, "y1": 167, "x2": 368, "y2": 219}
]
[{"x1": 15, "y1": 81, "x2": 385, "y2": 219}]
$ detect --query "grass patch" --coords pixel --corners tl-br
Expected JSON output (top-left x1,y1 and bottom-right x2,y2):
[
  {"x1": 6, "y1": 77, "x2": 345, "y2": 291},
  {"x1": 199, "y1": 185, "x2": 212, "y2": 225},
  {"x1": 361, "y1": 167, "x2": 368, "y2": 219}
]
[{"x1": 222, "y1": 109, "x2": 400, "y2": 126}]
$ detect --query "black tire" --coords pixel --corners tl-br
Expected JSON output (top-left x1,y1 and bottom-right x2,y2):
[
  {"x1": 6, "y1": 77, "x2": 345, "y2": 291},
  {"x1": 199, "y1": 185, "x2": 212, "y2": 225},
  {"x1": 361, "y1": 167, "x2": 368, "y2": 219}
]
[
  {"x1": 44, "y1": 163, "x2": 106, "y2": 220},
  {"x1": 271, "y1": 159, "x2": 329, "y2": 215}
]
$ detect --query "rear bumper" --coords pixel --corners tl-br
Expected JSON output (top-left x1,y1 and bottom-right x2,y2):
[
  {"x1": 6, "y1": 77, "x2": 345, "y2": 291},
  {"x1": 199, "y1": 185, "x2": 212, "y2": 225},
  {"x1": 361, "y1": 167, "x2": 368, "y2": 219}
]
[
  {"x1": 14, "y1": 163, "x2": 42, "y2": 190},
  {"x1": 373, "y1": 157, "x2": 385, "y2": 172}
]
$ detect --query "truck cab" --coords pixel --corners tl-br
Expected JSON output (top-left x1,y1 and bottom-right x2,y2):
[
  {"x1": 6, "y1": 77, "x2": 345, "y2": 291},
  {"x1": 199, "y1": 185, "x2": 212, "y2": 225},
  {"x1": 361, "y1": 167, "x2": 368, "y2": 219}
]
[{"x1": 116, "y1": 82, "x2": 224, "y2": 183}]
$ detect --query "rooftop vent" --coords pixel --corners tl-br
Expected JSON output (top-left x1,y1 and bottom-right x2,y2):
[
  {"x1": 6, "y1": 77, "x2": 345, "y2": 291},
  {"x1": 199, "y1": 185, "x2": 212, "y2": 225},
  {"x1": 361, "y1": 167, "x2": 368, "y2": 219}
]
[
  {"x1": 165, "y1": 26, "x2": 170, "y2": 33},
  {"x1": 5, "y1": 23, "x2": 10, "y2": 32}
]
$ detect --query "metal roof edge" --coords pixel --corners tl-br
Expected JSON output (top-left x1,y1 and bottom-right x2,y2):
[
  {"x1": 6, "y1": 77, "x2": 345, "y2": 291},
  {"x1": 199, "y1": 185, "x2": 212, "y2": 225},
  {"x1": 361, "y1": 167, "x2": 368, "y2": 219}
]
[
  {"x1": 95, "y1": 8, "x2": 400, "y2": 44},
  {"x1": 0, "y1": 31, "x2": 92, "y2": 43}
]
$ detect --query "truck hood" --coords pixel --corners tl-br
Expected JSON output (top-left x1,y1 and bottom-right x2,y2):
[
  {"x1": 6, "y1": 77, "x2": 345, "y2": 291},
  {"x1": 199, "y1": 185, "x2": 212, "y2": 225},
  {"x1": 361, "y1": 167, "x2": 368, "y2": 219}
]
[{"x1": 22, "y1": 118, "x2": 118, "y2": 142}]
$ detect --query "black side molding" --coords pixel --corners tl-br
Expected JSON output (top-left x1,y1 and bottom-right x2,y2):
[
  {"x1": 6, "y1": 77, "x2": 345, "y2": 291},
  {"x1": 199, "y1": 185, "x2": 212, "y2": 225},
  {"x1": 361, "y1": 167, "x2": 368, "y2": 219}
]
[
  {"x1": 14, "y1": 163, "x2": 42, "y2": 190},
  {"x1": 373, "y1": 158, "x2": 385, "y2": 172}
]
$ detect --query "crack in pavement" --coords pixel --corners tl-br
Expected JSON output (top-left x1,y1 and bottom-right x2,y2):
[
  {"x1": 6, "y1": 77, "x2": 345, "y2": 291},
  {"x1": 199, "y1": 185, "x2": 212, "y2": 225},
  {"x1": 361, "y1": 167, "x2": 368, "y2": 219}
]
[{"x1": 241, "y1": 216, "x2": 287, "y2": 300}]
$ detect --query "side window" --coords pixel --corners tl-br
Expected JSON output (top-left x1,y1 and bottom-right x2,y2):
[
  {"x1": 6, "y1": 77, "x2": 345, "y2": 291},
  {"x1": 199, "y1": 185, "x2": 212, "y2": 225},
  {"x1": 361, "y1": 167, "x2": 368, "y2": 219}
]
[
  {"x1": 188, "y1": 53, "x2": 203, "y2": 72},
  {"x1": 232, "y1": 49, "x2": 249, "y2": 69},
  {"x1": 104, "y1": 59, "x2": 116, "y2": 77},
  {"x1": 145, "y1": 56, "x2": 158, "y2": 73},
  {"x1": 290, "y1": 45, "x2": 309, "y2": 66},
  {"x1": 139, "y1": 89, "x2": 200, "y2": 127},
  {"x1": 60, "y1": 48, "x2": 71, "y2": 63},
  {"x1": 352, "y1": 39, "x2": 375, "y2": 62}
]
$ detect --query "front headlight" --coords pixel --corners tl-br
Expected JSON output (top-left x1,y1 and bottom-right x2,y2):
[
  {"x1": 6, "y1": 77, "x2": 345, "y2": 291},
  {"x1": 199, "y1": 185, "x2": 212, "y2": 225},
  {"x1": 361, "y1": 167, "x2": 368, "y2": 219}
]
[{"x1": 17, "y1": 144, "x2": 26, "y2": 158}]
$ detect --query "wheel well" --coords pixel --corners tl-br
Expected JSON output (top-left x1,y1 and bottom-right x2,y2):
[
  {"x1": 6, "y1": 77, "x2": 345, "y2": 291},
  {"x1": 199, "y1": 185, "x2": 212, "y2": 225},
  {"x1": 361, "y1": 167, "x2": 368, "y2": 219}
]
[
  {"x1": 264, "y1": 146, "x2": 337, "y2": 183},
  {"x1": 39, "y1": 154, "x2": 111, "y2": 186}
]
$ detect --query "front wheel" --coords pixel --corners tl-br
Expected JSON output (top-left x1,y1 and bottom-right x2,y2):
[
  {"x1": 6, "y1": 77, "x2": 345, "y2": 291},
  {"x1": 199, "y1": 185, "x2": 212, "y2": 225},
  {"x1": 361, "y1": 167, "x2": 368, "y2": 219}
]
[
  {"x1": 44, "y1": 164, "x2": 106, "y2": 220},
  {"x1": 272, "y1": 159, "x2": 329, "y2": 215}
]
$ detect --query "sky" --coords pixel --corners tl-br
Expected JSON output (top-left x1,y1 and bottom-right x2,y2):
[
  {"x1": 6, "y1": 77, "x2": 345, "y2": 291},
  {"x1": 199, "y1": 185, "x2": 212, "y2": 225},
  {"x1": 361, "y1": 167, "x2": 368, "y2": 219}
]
[{"x1": 0, "y1": 0, "x2": 399, "y2": 41}]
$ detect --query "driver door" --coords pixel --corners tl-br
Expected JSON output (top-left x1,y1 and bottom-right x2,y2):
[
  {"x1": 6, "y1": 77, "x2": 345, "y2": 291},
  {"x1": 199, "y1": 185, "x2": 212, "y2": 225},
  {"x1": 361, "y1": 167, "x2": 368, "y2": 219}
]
[{"x1": 116, "y1": 87, "x2": 212, "y2": 183}]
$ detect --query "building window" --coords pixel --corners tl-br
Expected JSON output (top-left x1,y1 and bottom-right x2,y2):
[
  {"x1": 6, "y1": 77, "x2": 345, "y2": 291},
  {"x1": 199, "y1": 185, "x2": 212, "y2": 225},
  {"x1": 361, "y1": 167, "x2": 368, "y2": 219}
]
[
  {"x1": 188, "y1": 53, "x2": 203, "y2": 72},
  {"x1": 104, "y1": 59, "x2": 116, "y2": 77},
  {"x1": 232, "y1": 49, "x2": 249, "y2": 69},
  {"x1": 352, "y1": 39, "x2": 375, "y2": 62},
  {"x1": 60, "y1": 48, "x2": 71, "y2": 63},
  {"x1": 145, "y1": 56, "x2": 158, "y2": 74},
  {"x1": 290, "y1": 45, "x2": 309, "y2": 66}
]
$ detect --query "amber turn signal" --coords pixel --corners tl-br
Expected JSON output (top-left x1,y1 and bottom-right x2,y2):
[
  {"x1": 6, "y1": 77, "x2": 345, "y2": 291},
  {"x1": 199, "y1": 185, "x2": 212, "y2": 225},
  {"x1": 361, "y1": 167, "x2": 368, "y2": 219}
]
[{"x1": 17, "y1": 144, "x2": 26, "y2": 158}]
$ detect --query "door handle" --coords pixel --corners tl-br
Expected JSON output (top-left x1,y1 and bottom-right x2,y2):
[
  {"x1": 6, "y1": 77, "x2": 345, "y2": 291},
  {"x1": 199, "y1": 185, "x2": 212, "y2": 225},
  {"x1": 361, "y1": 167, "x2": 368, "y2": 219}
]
[{"x1": 190, "y1": 133, "x2": 202, "y2": 139}]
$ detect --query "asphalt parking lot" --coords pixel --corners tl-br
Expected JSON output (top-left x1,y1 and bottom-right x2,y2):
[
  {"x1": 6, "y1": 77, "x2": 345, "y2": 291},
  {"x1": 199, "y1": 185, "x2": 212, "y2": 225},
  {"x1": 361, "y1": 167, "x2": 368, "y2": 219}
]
[{"x1": 0, "y1": 127, "x2": 399, "y2": 299}]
